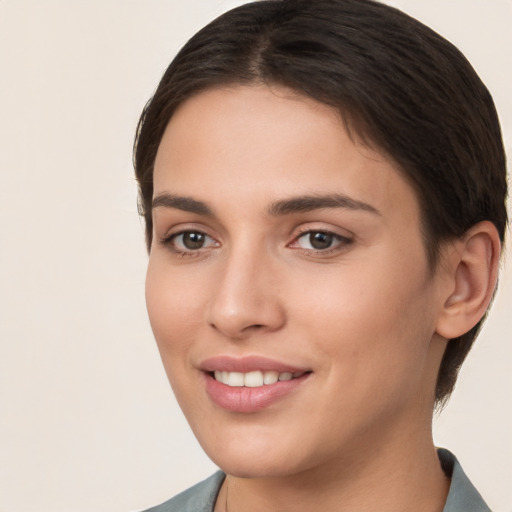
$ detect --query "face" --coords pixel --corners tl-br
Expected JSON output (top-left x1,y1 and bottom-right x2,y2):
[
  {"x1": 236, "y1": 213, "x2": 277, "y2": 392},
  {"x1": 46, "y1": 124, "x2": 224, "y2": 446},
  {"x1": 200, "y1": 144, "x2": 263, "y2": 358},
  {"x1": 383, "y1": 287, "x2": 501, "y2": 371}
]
[{"x1": 146, "y1": 85, "x2": 447, "y2": 479}]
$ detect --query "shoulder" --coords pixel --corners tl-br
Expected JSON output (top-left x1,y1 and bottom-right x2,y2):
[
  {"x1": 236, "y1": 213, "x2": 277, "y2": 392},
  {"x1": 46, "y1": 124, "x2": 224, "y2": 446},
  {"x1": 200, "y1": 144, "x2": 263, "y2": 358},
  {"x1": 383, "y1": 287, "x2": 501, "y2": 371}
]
[
  {"x1": 141, "y1": 471, "x2": 226, "y2": 512},
  {"x1": 439, "y1": 448, "x2": 492, "y2": 512}
]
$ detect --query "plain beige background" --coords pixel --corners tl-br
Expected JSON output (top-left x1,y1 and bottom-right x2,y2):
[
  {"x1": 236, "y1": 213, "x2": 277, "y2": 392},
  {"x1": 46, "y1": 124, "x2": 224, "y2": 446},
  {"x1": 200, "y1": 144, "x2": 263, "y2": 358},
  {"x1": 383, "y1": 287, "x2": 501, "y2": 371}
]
[{"x1": 0, "y1": 1, "x2": 510, "y2": 511}]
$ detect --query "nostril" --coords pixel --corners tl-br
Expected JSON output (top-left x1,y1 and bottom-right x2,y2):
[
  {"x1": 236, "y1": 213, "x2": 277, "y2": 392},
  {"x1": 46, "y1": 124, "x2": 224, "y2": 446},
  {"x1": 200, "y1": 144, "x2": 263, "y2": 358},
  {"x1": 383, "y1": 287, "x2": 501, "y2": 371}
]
[{"x1": 243, "y1": 324, "x2": 267, "y2": 333}]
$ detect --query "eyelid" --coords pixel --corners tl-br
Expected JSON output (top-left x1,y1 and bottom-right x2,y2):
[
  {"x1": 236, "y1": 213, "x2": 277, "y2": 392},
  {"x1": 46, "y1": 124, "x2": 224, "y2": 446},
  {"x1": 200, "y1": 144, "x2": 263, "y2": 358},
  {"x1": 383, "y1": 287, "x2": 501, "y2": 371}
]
[
  {"x1": 158, "y1": 225, "x2": 220, "y2": 255},
  {"x1": 156, "y1": 222, "x2": 353, "y2": 256},
  {"x1": 288, "y1": 226, "x2": 354, "y2": 254},
  {"x1": 158, "y1": 221, "x2": 217, "y2": 241}
]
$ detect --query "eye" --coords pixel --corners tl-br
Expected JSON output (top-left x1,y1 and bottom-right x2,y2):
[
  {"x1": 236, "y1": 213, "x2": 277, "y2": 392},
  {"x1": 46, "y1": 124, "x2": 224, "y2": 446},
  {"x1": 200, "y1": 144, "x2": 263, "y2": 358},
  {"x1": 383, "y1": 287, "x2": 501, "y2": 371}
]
[
  {"x1": 162, "y1": 230, "x2": 218, "y2": 253},
  {"x1": 292, "y1": 230, "x2": 352, "y2": 252}
]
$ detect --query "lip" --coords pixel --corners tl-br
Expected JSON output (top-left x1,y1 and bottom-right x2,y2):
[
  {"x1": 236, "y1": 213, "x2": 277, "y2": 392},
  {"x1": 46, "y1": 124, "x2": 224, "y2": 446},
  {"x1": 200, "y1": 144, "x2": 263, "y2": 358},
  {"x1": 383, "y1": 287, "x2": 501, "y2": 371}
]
[
  {"x1": 200, "y1": 355, "x2": 312, "y2": 413},
  {"x1": 200, "y1": 355, "x2": 308, "y2": 374}
]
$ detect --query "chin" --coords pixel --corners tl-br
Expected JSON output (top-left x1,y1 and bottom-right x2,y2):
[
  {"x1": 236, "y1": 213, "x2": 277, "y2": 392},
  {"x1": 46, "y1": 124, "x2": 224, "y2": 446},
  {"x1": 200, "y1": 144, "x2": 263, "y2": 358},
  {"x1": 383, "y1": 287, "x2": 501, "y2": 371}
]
[
  {"x1": 196, "y1": 425, "x2": 329, "y2": 480},
  {"x1": 210, "y1": 451, "x2": 308, "y2": 479}
]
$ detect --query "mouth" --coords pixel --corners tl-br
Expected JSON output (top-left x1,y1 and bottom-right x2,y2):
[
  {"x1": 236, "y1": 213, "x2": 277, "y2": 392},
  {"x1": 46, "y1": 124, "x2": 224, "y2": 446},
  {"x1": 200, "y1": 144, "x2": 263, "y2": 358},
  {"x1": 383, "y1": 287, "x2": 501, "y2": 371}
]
[
  {"x1": 210, "y1": 370, "x2": 309, "y2": 387},
  {"x1": 200, "y1": 356, "x2": 312, "y2": 413}
]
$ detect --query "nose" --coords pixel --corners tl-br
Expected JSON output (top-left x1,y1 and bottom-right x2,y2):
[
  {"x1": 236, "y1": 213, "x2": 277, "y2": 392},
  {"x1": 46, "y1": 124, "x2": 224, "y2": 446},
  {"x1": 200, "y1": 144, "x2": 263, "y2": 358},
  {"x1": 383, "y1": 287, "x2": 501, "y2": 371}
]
[{"x1": 205, "y1": 244, "x2": 286, "y2": 340}]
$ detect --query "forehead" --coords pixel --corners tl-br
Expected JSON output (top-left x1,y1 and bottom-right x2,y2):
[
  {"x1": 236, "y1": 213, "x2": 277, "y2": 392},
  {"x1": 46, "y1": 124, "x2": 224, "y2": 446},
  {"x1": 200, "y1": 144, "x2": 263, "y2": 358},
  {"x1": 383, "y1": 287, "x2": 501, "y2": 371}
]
[{"x1": 153, "y1": 85, "x2": 421, "y2": 225}]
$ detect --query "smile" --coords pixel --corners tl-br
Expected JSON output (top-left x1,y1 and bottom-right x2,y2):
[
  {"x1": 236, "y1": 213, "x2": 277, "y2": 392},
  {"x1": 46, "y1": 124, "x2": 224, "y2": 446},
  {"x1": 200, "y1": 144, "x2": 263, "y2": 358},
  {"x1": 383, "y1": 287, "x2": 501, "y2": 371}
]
[
  {"x1": 200, "y1": 355, "x2": 312, "y2": 412},
  {"x1": 213, "y1": 370, "x2": 307, "y2": 387}
]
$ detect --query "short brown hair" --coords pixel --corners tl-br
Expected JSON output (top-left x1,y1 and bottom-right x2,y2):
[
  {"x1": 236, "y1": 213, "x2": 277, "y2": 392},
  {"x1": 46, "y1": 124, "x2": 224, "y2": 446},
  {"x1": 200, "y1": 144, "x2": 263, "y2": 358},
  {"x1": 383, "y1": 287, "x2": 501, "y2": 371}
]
[{"x1": 134, "y1": 0, "x2": 508, "y2": 402}]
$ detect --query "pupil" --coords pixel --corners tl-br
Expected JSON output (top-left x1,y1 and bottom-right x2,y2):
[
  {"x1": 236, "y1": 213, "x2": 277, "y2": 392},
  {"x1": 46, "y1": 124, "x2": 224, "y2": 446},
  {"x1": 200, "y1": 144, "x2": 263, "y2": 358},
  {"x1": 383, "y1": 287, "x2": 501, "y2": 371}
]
[
  {"x1": 183, "y1": 232, "x2": 205, "y2": 249},
  {"x1": 310, "y1": 232, "x2": 332, "y2": 250}
]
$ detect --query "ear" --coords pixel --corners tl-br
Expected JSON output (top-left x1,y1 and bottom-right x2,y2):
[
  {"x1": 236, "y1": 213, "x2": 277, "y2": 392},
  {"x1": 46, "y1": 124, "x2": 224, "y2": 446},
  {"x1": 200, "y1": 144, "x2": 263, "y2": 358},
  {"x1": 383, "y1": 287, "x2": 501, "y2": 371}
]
[{"x1": 435, "y1": 221, "x2": 501, "y2": 339}]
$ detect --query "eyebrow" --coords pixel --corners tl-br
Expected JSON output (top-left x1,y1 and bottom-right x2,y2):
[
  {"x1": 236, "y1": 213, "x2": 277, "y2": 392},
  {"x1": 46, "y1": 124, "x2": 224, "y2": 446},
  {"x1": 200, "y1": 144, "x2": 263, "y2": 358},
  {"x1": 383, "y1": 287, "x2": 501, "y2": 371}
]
[
  {"x1": 152, "y1": 193, "x2": 214, "y2": 216},
  {"x1": 267, "y1": 194, "x2": 381, "y2": 216},
  {"x1": 151, "y1": 192, "x2": 380, "y2": 217}
]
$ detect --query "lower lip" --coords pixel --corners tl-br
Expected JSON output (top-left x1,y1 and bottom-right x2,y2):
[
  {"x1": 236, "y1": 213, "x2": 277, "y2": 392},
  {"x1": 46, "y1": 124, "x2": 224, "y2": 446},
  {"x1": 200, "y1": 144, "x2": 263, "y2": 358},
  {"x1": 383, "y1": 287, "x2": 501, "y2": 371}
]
[{"x1": 204, "y1": 373, "x2": 310, "y2": 413}]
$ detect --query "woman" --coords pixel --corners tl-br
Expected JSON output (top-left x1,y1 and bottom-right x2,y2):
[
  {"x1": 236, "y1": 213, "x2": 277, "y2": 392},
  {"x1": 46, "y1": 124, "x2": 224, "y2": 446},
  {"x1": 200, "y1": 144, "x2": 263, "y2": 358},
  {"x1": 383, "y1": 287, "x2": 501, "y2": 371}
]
[{"x1": 134, "y1": 1, "x2": 507, "y2": 510}]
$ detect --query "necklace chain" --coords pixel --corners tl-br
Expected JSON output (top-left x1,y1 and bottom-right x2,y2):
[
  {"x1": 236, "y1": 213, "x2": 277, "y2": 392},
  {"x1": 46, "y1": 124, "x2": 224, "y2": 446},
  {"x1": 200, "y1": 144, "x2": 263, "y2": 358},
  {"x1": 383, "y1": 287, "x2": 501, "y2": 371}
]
[{"x1": 225, "y1": 477, "x2": 229, "y2": 512}]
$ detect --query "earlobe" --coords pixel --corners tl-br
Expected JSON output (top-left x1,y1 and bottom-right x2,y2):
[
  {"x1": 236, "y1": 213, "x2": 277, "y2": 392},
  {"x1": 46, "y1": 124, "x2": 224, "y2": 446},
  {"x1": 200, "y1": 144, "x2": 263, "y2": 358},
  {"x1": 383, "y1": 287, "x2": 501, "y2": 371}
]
[{"x1": 435, "y1": 221, "x2": 501, "y2": 340}]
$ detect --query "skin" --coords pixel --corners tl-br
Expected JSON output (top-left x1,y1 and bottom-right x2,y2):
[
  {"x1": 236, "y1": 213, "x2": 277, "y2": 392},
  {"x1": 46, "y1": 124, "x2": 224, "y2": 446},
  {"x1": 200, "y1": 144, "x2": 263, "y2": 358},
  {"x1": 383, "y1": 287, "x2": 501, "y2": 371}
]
[{"x1": 146, "y1": 85, "x2": 456, "y2": 512}]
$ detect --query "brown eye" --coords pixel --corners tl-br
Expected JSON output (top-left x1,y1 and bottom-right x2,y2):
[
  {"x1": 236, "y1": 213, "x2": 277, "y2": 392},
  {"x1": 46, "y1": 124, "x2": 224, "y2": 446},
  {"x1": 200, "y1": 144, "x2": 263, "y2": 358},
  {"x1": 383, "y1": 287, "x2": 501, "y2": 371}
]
[
  {"x1": 293, "y1": 230, "x2": 352, "y2": 253},
  {"x1": 308, "y1": 232, "x2": 333, "y2": 250},
  {"x1": 166, "y1": 231, "x2": 218, "y2": 252},
  {"x1": 182, "y1": 232, "x2": 206, "y2": 249},
  {"x1": 297, "y1": 231, "x2": 335, "y2": 250}
]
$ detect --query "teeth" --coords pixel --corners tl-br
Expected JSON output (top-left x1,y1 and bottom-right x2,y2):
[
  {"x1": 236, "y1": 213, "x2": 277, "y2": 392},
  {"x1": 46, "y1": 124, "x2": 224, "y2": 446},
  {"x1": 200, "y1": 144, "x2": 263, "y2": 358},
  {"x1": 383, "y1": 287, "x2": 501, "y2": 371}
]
[
  {"x1": 244, "y1": 370, "x2": 264, "y2": 387},
  {"x1": 228, "y1": 372, "x2": 245, "y2": 386},
  {"x1": 213, "y1": 370, "x2": 304, "y2": 387},
  {"x1": 263, "y1": 370, "x2": 279, "y2": 385}
]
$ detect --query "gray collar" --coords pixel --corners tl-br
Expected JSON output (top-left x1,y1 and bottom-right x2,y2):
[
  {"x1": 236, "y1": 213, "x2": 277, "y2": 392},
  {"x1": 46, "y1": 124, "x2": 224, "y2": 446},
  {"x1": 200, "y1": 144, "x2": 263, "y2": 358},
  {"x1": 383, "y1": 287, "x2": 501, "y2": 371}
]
[{"x1": 439, "y1": 448, "x2": 491, "y2": 512}]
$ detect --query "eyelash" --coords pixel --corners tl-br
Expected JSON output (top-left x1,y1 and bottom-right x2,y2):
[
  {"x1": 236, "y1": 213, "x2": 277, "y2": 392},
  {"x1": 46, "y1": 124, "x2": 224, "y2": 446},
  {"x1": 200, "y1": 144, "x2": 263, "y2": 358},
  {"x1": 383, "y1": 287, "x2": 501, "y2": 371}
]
[
  {"x1": 159, "y1": 230, "x2": 218, "y2": 257},
  {"x1": 290, "y1": 229, "x2": 353, "y2": 255},
  {"x1": 159, "y1": 228, "x2": 353, "y2": 257}
]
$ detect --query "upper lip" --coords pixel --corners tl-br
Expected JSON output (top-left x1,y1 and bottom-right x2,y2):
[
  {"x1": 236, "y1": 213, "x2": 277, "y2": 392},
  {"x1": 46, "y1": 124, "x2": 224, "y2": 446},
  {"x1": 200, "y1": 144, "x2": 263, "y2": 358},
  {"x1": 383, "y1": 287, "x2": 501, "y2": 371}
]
[{"x1": 199, "y1": 355, "x2": 310, "y2": 374}]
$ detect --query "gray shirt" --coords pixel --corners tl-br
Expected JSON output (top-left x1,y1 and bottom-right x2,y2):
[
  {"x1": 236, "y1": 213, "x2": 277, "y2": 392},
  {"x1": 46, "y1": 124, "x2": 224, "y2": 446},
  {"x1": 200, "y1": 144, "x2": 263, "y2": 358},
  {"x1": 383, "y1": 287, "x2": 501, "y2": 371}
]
[{"x1": 143, "y1": 449, "x2": 491, "y2": 512}]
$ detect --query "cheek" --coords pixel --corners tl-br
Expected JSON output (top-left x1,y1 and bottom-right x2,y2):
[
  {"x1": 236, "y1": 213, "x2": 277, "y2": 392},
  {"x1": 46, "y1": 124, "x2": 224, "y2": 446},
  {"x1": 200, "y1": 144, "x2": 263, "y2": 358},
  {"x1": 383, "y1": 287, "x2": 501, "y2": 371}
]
[
  {"x1": 293, "y1": 254, "x2": 436, "y2": 393},
  {"x1": 145, "y1": 259, "x2": 203, "y2": 364},
  {"x1": 145, "y1": 261, "x2": 208, "y2": 414}
]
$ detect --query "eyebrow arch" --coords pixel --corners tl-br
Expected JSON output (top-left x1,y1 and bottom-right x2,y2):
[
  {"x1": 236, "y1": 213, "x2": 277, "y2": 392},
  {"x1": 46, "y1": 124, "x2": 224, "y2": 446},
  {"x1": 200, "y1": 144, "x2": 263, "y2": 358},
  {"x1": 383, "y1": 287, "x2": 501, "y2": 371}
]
[
  {"x1": 267, "y1": 194, "x2": 381, "y2": 216},
  {"x1": 152, "y1": 193, "x2": 214, "y2": 216}
]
